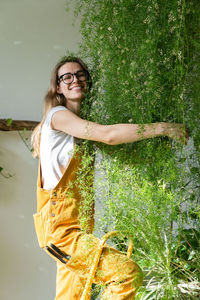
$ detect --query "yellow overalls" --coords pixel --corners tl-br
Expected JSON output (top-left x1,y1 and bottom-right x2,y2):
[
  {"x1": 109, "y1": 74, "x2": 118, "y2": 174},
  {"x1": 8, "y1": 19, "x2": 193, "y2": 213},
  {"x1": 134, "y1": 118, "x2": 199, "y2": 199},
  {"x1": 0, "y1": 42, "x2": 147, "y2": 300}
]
[{"x1": 33, "y1": 151, "x2": 143, "y2": 299}]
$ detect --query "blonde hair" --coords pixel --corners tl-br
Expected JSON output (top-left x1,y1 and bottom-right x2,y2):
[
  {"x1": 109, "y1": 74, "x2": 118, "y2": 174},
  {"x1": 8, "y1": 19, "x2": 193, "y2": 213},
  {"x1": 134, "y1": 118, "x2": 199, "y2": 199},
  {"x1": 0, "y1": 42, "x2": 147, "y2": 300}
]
[{"x1": 31, "y1": 56, "x2": 91, "y2": 158}]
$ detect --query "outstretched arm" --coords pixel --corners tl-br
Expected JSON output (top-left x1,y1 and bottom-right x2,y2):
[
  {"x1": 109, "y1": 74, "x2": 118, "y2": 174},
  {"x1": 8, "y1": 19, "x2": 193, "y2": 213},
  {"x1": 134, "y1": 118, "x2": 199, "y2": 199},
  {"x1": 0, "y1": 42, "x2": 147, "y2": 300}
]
[{"x1": 52, "y1": 109, "x2": 188, "y2": 145}]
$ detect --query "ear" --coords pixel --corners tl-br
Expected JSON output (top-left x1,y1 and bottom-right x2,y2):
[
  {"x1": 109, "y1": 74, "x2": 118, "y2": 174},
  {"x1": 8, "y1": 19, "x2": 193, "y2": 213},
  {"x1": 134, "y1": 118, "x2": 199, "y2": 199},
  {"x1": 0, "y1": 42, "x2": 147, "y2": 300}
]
[{"x1": 57, "y1": 84, "x2": 62, "y2": 94}]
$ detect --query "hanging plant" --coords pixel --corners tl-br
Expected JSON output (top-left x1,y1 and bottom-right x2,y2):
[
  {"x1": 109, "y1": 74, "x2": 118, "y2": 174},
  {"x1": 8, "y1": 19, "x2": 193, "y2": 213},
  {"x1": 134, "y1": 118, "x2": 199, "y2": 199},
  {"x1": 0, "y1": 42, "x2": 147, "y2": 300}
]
[{"x1": 67, "y1": 0, "x2": 200, "y2": 298}]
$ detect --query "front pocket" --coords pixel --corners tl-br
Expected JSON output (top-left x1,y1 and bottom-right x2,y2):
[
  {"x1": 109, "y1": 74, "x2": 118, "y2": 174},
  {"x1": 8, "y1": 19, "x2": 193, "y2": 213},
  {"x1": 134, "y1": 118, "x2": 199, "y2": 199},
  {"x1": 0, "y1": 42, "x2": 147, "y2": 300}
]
[
  {"x1": 33, "y1": 212, "x2": 46, "y2": 248},
  {"x1": 50, "y1": 198, "x2": 80, "y2": 230}
]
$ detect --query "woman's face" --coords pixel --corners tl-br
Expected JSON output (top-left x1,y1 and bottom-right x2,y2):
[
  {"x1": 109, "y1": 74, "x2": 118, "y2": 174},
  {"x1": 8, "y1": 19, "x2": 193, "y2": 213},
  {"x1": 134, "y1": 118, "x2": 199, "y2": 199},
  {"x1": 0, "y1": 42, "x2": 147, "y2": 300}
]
[{"x1": 57, "y1": 62, "x2": 88, "y2": 101}]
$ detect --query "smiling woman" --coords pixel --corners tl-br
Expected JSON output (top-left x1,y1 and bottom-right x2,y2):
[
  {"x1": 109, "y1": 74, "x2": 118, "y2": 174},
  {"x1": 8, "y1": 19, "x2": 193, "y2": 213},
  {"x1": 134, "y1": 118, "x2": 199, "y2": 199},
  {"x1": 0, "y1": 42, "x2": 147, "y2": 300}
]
[
  {"x1": 57, "y1": 63, "x2": 88, "y2": 103},
  {"x1": 31, "y1": 56, "x2": 188, "y2": 300}
]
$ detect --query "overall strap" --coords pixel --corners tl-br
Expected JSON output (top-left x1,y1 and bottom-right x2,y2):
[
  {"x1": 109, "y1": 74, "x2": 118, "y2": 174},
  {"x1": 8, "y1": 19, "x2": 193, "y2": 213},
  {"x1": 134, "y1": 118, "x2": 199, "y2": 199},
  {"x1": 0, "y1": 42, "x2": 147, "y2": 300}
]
[
  {"x1": 36, "y1": 149, "x2": 83, "y2": 211},
  {"x1": 54, "y1": 150, "x2": 82, "y2": 193}
]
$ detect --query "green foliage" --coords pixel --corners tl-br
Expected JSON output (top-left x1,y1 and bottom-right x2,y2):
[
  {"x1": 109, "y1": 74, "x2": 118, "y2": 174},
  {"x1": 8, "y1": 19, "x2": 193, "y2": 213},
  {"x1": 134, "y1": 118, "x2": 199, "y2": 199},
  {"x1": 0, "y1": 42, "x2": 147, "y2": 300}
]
[
  {"x1": 6, "y1": 118, "x2": 13, "y2": 126},
  {"x1": 74, "y1": 142, "x2": 95, "y2": 232},
  {"x1": 68, "y1": 0, "x2": 200, "y2": 298}
]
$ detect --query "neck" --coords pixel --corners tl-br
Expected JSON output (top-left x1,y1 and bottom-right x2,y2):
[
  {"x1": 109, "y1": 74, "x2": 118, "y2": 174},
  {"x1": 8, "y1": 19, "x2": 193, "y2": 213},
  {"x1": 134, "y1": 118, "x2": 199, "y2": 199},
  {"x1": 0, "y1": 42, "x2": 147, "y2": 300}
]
[{"x1": 66, "y1": 100, "x2": 81, "y2": 116}]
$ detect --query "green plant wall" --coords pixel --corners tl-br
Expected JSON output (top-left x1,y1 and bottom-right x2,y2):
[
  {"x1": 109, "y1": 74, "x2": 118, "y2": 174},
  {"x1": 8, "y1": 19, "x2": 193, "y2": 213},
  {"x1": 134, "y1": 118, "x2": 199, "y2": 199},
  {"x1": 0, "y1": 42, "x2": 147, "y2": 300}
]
[{"x1": 67, "y1": 0, "x2": 200, "y2": 298}]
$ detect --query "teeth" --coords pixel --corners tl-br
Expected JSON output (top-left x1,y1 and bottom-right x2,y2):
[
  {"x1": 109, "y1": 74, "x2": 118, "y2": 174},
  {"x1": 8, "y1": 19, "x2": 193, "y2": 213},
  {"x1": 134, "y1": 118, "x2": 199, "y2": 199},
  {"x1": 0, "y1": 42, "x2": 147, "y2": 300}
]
[{"x1": 71, "y1": 86, "x2": 81, "y2": 90}]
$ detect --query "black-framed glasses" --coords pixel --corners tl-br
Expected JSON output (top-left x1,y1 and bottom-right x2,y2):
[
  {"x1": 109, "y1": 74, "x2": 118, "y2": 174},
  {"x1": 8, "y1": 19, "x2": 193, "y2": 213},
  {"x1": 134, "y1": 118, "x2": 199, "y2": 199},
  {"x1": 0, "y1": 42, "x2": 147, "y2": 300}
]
[{"x1": 58, "y1": 70, "x2": 88, "y2": 85}]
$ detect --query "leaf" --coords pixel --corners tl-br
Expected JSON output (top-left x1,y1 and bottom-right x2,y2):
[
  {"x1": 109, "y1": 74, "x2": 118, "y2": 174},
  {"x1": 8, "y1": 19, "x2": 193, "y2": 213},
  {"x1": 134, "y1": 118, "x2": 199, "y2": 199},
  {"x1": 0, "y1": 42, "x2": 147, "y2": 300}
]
[
  {"x1": 188, "y1": 250, "x2": 196, "y2": 261},
  {"x1": 0, "y1": 167, "x2": 3, "y2": 172},
  {"x1": 6, "y1": 118, "x2": 13, "y2": 126}
]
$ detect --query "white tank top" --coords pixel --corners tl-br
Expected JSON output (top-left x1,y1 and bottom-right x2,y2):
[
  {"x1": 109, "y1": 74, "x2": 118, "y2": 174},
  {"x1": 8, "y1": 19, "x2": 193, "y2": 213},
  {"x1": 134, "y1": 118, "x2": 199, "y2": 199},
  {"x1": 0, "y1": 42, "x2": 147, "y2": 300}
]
[{"x1": 40, "y1": 106, "x2": 74, "y2": 190}]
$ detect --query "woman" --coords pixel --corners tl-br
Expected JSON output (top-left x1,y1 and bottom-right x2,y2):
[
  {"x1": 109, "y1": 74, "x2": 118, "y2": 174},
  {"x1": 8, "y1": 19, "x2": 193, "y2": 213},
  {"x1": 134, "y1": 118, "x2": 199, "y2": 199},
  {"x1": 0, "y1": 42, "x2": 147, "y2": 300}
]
[{"x1": 32, "y1": 56, "x2": 187, "y2": 300}]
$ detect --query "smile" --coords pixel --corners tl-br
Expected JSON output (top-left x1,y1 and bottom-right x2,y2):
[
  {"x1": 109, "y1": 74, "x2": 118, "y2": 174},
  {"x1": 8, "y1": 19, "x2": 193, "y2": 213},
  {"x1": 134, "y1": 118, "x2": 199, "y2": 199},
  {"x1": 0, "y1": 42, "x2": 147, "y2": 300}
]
[{"x1": 70, "y1": 86, "x2": 82, "y2": 91}]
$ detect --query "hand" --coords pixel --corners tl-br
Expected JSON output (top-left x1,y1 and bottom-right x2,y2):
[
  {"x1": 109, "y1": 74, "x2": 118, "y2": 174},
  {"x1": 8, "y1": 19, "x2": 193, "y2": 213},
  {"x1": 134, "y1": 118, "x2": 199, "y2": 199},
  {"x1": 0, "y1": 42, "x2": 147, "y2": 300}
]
[{"x1": 163, "y1": 123, "x2": 189, "y2": 145}]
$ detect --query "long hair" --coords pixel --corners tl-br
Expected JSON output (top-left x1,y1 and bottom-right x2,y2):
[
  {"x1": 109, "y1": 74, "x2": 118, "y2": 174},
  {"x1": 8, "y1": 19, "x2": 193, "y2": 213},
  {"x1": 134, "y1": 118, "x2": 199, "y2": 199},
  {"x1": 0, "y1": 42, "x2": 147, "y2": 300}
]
[{"x1": 31, "y1": 56, "x2": 92, "y2": 158}]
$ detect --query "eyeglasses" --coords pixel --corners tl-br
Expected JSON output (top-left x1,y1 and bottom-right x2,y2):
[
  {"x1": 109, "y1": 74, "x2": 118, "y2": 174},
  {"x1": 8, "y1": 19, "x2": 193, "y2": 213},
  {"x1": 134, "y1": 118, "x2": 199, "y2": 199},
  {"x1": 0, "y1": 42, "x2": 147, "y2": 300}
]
[{"x1": 58, "y1": 70, "x2": 88, "y2": 85}]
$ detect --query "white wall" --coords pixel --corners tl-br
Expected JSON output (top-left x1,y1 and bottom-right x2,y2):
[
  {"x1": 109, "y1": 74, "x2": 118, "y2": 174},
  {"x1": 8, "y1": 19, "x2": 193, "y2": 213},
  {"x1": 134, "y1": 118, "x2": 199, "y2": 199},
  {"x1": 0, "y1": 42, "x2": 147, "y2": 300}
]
[
  {"x1": 0, "y1": 0, "x2": 81, "y2": 121},
  {"x1": 0, "y1": 1, "x2": 81, "y2": 299}
]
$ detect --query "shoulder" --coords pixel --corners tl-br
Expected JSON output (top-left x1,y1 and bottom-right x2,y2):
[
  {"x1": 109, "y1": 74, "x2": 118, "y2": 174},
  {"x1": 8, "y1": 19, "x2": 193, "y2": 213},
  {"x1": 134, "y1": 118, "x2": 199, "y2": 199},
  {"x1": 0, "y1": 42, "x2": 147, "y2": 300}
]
[
  {"x1": 47, "y1": 105, "x2": 67, "y2": 118},
  {"x1": 45, "y1": 106, "x2": 67, "y2": 128}
]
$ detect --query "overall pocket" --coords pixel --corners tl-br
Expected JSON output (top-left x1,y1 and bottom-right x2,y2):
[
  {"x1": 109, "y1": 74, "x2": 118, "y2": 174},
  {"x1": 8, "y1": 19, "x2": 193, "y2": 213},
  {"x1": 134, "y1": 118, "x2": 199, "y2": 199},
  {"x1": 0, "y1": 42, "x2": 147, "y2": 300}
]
[
  {"x1": 49, "y1": 197, "x2": 80, "y2": 231},
  {"x1": 34, "y1": 197, "x2": 80, "y2": 247}
]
